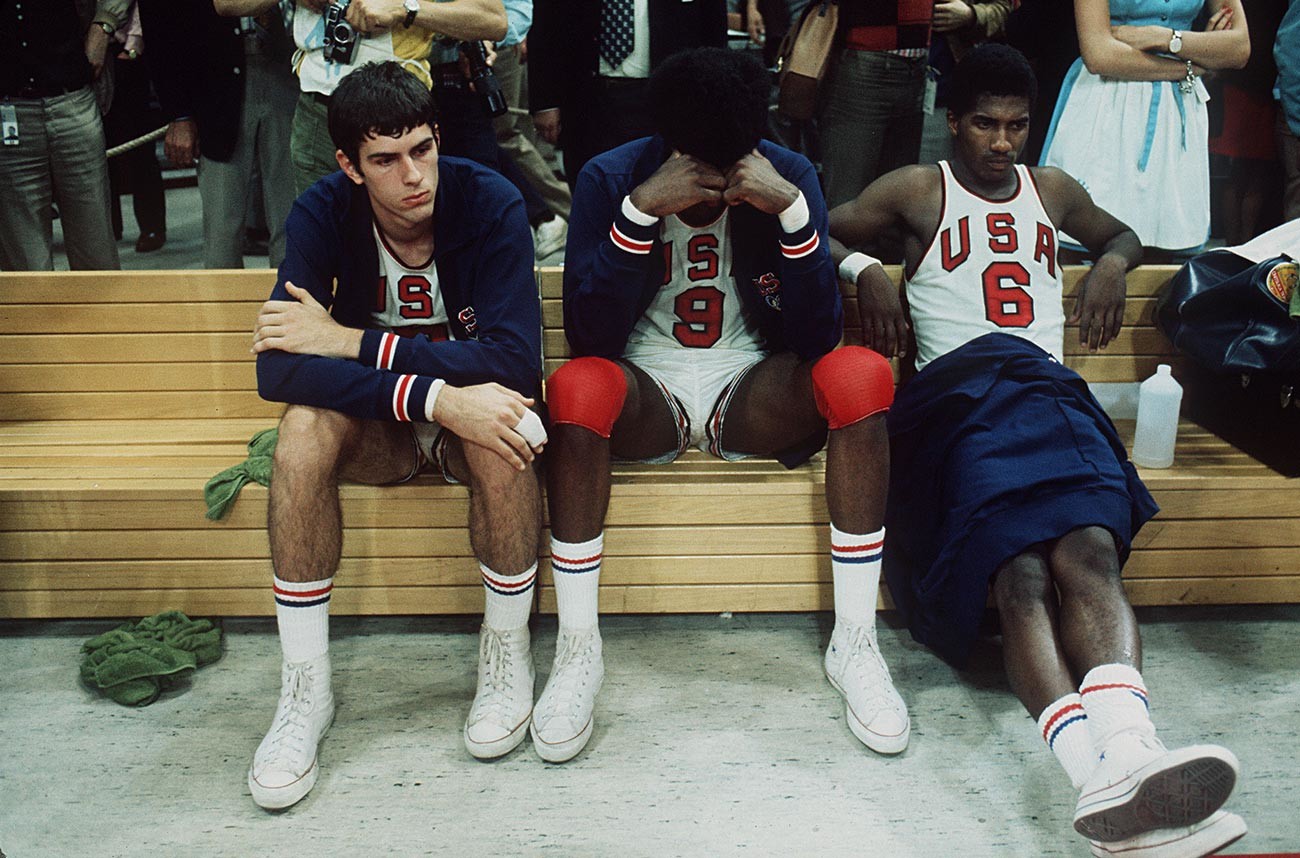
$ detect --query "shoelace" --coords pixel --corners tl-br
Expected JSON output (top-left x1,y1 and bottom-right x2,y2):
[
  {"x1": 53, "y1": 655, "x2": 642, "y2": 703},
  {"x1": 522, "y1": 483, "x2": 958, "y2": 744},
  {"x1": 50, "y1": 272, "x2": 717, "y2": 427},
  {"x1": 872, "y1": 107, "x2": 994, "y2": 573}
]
[
  {"x1": 473, "y1": 629, "x2": 522, "y2": 719},
  {"x1": 842, "y1": 625, "x2": 896, "y2": 705},
  {"x1": 261, "y1": 664, "x2": 316, "y2": 763},
  {"x1": 541, "y1": 634, "x2": 597, "y2": 714}
]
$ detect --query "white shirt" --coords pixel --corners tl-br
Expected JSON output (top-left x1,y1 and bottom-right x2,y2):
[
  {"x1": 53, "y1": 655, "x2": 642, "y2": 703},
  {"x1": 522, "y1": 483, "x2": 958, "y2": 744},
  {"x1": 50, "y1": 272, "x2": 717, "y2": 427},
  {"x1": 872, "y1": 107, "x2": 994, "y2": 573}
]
[
  {"x1": 598, "y1": 0, "x2": 651, "y2": 79},
  {"x1": 907, "y1": 161, "x2": 1064, "y2": 371}
]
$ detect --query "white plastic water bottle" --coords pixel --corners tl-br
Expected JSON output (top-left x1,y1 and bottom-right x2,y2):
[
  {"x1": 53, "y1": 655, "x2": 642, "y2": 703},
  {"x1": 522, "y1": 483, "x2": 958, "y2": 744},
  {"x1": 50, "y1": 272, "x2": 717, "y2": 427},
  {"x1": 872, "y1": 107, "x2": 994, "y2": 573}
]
[{"x1": 1131, "y1": 364, "x2": 1182, "y2": 468}]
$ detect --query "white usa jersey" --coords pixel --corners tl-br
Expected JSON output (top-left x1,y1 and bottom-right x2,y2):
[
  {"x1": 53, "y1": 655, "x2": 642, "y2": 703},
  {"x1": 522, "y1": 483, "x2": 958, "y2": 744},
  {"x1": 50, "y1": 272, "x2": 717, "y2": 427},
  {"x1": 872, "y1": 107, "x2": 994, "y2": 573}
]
[
  {"x1": 908, "y1": 161, "x2": 1063, "y2": 371},
  {"x1": 370, "y1": 226, "x2": 452, "y2": 341},
  {"x1": 626, "y1": 209, "x2": 764, "y2": 355}
]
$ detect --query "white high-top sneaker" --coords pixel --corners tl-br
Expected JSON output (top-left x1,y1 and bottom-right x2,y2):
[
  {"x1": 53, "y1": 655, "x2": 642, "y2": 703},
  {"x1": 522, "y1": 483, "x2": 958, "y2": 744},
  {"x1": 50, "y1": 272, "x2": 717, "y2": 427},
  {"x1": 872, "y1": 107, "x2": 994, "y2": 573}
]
[
  {"x1": 824, "y1": 621, "x2": 910, "y2": 754},
  {"x1": 463, "y1": 624, "x2": 535, "y2": 759},
  {"x1": 248, "y1": 654, "x2": 335, "y2": 810},
  {"x1": 531, "y1": 627, "x2": 604, "y2": 763},
  {"x1": 1074, "y1": 730, "x2": 1239, "y2": 842},
  {"x1": 1088, "y1": 810, "x2": 1247, "y2": 857}
]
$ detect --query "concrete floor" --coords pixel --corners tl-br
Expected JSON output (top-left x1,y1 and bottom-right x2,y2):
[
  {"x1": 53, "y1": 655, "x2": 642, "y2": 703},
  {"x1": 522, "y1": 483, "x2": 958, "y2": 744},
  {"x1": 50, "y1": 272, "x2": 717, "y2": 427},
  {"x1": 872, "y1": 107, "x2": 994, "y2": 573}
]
[{"x1": 1, "y1": 608, "x2": 1296, "y2": 857}]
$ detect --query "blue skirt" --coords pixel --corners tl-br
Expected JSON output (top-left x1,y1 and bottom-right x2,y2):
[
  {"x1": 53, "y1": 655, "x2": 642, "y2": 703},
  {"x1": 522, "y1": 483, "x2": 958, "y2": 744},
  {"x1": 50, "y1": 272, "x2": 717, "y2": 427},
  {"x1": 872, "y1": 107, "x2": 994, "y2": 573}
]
[{"x1": 883, "y1": 334, "x2": 1159, "y2": 667}]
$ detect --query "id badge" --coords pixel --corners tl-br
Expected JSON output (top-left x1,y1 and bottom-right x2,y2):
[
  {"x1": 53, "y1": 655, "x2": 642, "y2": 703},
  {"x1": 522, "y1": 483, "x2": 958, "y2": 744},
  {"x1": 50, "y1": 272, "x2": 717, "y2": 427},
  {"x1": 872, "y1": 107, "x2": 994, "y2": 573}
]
[
  {"x1": 923, "y1": 75, "x2": 937, "y2": 116},
  {"x1": 1, "y1": 104, "x2": 18, "y2": 146}
]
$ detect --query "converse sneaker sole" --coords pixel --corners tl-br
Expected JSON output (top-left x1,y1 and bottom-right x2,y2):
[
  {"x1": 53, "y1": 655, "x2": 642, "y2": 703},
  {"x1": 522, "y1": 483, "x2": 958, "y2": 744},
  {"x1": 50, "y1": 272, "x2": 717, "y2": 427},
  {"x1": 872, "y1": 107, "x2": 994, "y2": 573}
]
[
  {"x1": 247, "y1": 708, "x2": 335, "y2": 811},
  {"x1": 1088, "y1": 811, "x2": 1247, "y2": 858},
  {"x1": 1074, "y1": 745, "x2": 1240, "y2": 843},
  {"x1": 530, "y1": 713, "x2": 595, "y2": 763},
  {"x1": 825, "y1": 670, "x2": 910, "y2": 755},
  {"x1": 463, "y1": 711, "x2": 532, "y2": 760}
]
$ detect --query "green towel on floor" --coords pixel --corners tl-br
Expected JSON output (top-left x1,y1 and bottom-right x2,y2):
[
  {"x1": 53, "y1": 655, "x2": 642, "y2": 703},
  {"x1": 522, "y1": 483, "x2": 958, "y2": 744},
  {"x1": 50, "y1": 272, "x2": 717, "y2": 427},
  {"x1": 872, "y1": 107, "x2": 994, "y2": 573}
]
[
  {"x1": 80, "y1": 610, "x2": 223, "y2": 706},
  {"x1": 204, "y1": 428, "x2": 277, "y2": 520}
]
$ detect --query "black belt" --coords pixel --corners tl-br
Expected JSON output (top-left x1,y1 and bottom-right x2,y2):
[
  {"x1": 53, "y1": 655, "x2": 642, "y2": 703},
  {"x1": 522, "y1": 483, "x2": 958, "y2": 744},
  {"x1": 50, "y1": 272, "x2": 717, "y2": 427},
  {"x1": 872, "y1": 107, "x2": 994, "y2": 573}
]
[
  {"x1": 5, "y1": 83, "x2": 82, "y2": 99},
  {"x1": 309, "y1": 90, "x2": 331, "y2": 107},
  {"x1": 431, "y1": 62, "x2": 466, "y2": 89}
]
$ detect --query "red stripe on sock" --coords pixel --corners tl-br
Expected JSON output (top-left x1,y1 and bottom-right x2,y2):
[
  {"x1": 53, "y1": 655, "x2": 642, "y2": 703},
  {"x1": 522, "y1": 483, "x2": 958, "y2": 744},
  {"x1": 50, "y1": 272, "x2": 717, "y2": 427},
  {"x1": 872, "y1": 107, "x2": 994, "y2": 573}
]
[
  {"x1": 1042, "y1": 702, "x2": 1084, "y2": 740},
  {"x1": 832, "y1": 540, "x2": 885, "y2": 553},
  {"x1": 273, "y1": 583, "x2": 333, "y2": 599},
  {"x1": 552, "y1": 554, "x2": 601, "y2": 565},
  {"x1": 1080, "y1": 682, "x2": 1147, "y2": 697}
]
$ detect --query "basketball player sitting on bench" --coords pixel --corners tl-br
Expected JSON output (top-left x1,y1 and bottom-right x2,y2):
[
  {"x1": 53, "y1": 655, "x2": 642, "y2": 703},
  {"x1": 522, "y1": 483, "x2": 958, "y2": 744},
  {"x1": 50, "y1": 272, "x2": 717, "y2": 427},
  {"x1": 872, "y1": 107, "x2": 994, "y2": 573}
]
[
  {"x1": 536, "y1": 47, "x2": 906, "y2": 765},
  {"x1": 829, "y1": 45, "x2": 1243, "y2": 857},
  {"x1": 248, "y1": 61, "x2": 546, "y2": 810}
]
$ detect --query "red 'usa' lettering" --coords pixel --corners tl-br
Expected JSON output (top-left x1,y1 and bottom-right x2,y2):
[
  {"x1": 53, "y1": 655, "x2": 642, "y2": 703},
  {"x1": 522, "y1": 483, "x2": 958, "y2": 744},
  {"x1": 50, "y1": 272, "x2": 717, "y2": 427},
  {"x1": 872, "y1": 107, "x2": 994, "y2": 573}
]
[
  {"x1": 987, "y1": 212, "x2": 1018, "y2": 253},
  {"x1": 941, "y1": 216, "x2": 971, "y2": 272}
]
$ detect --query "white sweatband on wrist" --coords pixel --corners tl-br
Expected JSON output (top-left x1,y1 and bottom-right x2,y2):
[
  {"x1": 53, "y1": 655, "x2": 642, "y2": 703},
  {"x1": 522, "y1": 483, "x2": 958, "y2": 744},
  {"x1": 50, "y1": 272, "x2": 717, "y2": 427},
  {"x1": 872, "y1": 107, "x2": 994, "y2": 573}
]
[
  {"x1": 622, "y1": 195, "x2": 659, "y2": 226},
  {"x1": 777, "y1": 191, "x2": 810, "y2": 233},
  {"x1": 513, "y1": 409, "x2": 548, "y2": 449},
  {"x1": 838, "y1": 252, "x2": 882, "y2": 284},
  {"x1": 423, "y1": 378, "x2": 447, "y2": 422}
]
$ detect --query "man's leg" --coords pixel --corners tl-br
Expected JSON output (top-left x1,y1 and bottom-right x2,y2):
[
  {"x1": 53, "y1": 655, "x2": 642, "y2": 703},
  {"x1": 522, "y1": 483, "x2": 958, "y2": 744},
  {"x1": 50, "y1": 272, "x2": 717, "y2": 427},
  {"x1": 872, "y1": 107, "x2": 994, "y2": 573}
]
[
  {"x1": 289, "y1": 92, "x2": 339, "y2": 198},
  {"x1": 441, "y1": 431, "x2": 546, "y2": 760},
  {"x1": 249, "y1": 56, "x2": 300, "y2": 269},
  {"x1": 492, "y1": 45, "x2": 573, "y2": 221},
  {"x1": 718, "y1": 347, "x2": 908, "y2": 754},
  {"x1": 47, "y1": 89, "x2": 120, "y2": 270},
  {"x1": 534, "y1": 356, "x2": 681, "y2": 762},
  {"x1": 249, "y1": 405, "x2": 414, "y2": 810},
  {"x1": 0, "y1": 99, "x2": 56, "y2": 271},
  {"x1": 1045, "y1": 528, "x2": 1240, "y2": 844}
]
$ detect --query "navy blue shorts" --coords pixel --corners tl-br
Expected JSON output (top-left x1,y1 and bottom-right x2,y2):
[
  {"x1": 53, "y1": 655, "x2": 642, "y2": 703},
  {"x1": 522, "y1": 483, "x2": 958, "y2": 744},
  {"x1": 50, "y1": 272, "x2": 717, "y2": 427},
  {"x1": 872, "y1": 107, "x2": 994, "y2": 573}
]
[{"x1": 883, "y1": 334, "x2": 1159, "y2": 667}]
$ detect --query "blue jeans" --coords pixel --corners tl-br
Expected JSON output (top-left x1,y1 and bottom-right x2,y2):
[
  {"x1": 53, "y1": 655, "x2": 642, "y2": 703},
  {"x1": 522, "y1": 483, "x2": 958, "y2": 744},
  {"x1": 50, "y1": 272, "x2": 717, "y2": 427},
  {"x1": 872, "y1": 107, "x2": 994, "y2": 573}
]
[{"x1": 818, "y1": 49, "x2": 927, "y2": 208}]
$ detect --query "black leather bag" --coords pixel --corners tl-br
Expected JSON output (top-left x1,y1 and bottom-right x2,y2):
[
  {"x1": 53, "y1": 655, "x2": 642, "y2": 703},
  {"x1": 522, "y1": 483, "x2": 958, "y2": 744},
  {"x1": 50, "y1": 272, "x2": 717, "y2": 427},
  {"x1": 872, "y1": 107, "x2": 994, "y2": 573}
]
[{"x1": 1155, "y1": 251, "x2": 1300, "y2": 476}]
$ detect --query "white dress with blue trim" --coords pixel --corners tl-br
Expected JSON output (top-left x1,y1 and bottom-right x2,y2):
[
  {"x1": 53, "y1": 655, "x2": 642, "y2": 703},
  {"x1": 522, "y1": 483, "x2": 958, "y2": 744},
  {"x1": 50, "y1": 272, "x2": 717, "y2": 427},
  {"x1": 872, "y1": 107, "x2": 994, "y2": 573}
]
[{"x1": 1040, "y1": 0, "x2": 1210, "y2": 252}]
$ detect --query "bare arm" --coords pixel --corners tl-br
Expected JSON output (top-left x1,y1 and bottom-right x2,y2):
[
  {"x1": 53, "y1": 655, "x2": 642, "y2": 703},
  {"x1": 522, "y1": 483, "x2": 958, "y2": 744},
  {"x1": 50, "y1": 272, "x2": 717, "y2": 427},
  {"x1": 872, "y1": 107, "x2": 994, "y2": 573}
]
[
  {"x1": 1075, "y1": 0, "x2": 1197, "y2": 80},
  {"x1": 1110, "y1": 0, "x2": 1249, "y2": 70},
  {"x1": 347, "y1": 0, "x2": 507, "y2": 40},
  {"x1": 828, "y1": 169, "x2": 926, "y2": 358},
  {"x1": 1040, "y1": 167, "x2": 1142, "y2": 351},
  {"x1": 213, "y1": 0, "x2": 279, "y2": 15}
]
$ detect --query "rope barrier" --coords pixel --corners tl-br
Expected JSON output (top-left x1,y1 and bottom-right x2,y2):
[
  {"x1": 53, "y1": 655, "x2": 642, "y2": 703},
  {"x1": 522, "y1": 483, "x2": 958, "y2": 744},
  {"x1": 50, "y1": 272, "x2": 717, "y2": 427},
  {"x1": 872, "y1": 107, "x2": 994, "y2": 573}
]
[{"x1": 105, "y1": 125, "x2": 168, "y2": 159}]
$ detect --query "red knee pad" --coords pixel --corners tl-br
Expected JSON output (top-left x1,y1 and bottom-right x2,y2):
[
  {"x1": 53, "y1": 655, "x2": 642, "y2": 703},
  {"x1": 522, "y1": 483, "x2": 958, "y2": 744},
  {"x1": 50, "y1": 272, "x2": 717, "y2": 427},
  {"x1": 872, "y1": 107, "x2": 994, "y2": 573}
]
[
  {"x1": 811, "y1": 346, "x2": 894, "y2": 430},
  {"x1": 547, "y1": 357, "x2": 628, "y2": 438}
]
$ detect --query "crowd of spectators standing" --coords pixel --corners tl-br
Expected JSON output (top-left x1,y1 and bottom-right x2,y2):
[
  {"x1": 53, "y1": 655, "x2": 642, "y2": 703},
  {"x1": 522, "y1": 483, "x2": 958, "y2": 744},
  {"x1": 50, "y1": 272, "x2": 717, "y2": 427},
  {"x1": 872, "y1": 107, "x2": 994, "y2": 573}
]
[{"x1": 1, "y1": 0, "x2": 1297, "y2": 273}]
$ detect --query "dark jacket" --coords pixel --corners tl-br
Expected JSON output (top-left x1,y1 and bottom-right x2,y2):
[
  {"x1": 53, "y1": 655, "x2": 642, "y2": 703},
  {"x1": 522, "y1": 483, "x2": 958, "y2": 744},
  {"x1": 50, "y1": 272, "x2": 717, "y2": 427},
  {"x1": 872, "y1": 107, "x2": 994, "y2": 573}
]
[
  {"x1": 256, "y1": 159, "x2": 542, "y2": 423},
  {"x1": 563, "y1": 135, "x2": 841, "y2": 363},
  {"x1": 138, "y1": 0, "x2": 288, "y2": 162},
  {"x1": 528, "y1": 0, "x2": 727, "y2": 115}
]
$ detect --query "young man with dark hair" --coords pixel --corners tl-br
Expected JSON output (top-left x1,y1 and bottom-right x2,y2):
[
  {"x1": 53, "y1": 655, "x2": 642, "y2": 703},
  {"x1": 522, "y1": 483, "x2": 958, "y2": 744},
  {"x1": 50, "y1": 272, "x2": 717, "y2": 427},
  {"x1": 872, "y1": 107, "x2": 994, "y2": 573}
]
[
  {"x1": 540, "y1": 47, "x2": 905, "y2": 764},
  {"x1": 829, "y1": 44, "x2": 1244, "y2": 857},
  {"x1": 248, "y1": 61, "x2": 545, "y2": 810}
]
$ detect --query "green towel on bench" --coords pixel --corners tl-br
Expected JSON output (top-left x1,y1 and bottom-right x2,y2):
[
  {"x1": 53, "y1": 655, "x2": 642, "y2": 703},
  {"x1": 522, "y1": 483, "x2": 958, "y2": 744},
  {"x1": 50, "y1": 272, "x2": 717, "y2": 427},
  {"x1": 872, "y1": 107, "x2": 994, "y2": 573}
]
[
  {"x1": 80, "y1": 610, "x2": 223, "y2": 706},
  {"x1": 204, "y1": 428, "x2": 277, "y2": 520}
]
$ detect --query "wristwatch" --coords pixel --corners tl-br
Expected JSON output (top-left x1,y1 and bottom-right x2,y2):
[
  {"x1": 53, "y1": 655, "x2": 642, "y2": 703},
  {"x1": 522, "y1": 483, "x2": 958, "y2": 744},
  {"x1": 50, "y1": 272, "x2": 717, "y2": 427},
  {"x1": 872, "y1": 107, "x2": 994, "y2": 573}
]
[
  {"x1": 403, "y1": 0, "x2": 419, "y2": 28},
  {"x1": 1168, "y1": 29, "x2": 1183, "y2": 54},
  {"x1": 95, "y1": 20, "x2": 115, "y2": 36}
]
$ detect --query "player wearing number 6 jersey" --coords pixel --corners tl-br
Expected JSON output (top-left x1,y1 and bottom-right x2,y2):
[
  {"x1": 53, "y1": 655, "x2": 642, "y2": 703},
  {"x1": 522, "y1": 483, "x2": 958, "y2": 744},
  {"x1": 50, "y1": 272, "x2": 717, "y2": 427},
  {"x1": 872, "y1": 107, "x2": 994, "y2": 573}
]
[
  {"x1": 247, "y1": 62, "x2": 547, "y2": 810},
  {"x1": 539, "y1": 48, "x2": 907, "y2": 765},
  {"x1": 829, "y1": 45, "x2": 1243, "y2": 856}
]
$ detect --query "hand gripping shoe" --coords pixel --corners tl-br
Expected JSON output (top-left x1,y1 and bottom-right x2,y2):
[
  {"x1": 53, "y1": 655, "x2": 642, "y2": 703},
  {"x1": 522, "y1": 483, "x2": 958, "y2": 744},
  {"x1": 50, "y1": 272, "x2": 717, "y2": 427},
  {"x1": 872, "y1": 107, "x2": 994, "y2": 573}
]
[
  {"x1": 248, "y1": 654, "x2": 335, "y2": 810},
  {"x1": 824, "y1": 622, "x2": 910, "y2": 754},
  {"x1": 1074, "y1": 730, "x2": 1239, "y2": 842},
  {"x1": 1088, "y1": 810, "x2": 1247, "y2": 858},
  {"x1": 531, "y1": 627, "x2": 603, "y2": 763},
  {"x1": 464, "y1": 624, "x2": 535, "y2": 759}
]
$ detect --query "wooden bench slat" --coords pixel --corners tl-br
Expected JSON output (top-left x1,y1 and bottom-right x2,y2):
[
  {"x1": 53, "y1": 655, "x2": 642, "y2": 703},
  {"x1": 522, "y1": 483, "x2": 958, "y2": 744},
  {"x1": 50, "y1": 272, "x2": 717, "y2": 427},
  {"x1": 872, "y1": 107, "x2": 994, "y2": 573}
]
[
  {"x1": 0, "y1": 333, "x2": 257, "y2": 363},
  {"x1": 0, "y1": 302, "x2": 260, "y2": 334},
  {"x1": 0, "y1": 363, "x2": 257, "y2": 394},
  {"x1": 0, "y1": 391, "x2": 280, "y2": 420},
  {"x1": 0, "y1": 269, "x2": 276, "y2": 303}
]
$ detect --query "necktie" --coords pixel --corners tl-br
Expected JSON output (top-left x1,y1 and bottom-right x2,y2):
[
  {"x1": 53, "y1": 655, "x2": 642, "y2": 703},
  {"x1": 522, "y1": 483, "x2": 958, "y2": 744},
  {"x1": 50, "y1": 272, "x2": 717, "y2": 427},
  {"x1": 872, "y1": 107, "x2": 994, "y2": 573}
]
[{"x1": 598, "y1": 0, "x2": 635, "y2": 68}]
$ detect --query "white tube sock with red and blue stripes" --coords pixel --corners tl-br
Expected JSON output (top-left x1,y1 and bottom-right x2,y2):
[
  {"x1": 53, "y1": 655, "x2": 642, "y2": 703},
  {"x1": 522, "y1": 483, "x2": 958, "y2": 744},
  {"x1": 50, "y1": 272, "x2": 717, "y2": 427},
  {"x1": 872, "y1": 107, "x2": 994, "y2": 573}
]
[
  {"x1": 550, "y1": 534, "x2": 602, "y2": 632},
  {"x1": 1038, "y1": 692, "x2": 1097, "y2": 788},
  {"x1": 830, "y1": 524, "x2": 885, "y2": 627},
  {"x1": 274, "y1": 575, "x2": 332, "y2": 663},
  {"x1": 1079, "y1": 663, "x2": 1155, "y2": 746},
  {"x1": 481, "y1": 562, "x2": 537, "y2": 631}
]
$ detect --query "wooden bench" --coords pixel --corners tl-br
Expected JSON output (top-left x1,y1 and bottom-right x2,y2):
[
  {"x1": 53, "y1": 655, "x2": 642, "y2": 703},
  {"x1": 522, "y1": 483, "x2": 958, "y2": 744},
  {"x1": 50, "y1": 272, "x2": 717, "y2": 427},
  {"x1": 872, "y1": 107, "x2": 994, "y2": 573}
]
[{"x1": 1, "y1": 266, "x2": 1296, "y2": 619}]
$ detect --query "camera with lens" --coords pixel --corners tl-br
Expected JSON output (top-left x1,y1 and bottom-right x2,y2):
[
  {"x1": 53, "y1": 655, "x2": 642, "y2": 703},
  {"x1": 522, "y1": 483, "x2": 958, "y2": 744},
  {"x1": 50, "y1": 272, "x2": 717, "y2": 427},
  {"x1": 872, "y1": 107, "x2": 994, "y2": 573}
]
[
  {"x1": 323, "y1": 0, "x2": 357, "y2": 65},
  {"x1": 459, "y1": 41, "x2": 507, "y2": 118}
]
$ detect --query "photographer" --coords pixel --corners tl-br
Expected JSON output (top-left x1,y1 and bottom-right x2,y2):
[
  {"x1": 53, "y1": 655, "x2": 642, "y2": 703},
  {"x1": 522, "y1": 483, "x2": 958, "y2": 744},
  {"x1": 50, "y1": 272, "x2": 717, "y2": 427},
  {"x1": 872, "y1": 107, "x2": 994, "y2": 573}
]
[{"x1": 222, "y1": 0, "x2": 507, "y2": 195}]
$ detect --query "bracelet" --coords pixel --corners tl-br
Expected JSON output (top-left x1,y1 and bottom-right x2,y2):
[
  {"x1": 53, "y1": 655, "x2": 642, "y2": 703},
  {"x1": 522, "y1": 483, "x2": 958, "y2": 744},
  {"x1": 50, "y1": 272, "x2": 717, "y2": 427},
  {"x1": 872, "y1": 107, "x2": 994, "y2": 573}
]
[
  {"x1": 424, "y1": 378, "x2": 447, "y2": 422},
  {"x1": 838, "y1": 252, "x2": 882, "y2": 284},
  {"x1": 1179, "y1": 60, "x2": 1196, "y2": 95}
]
